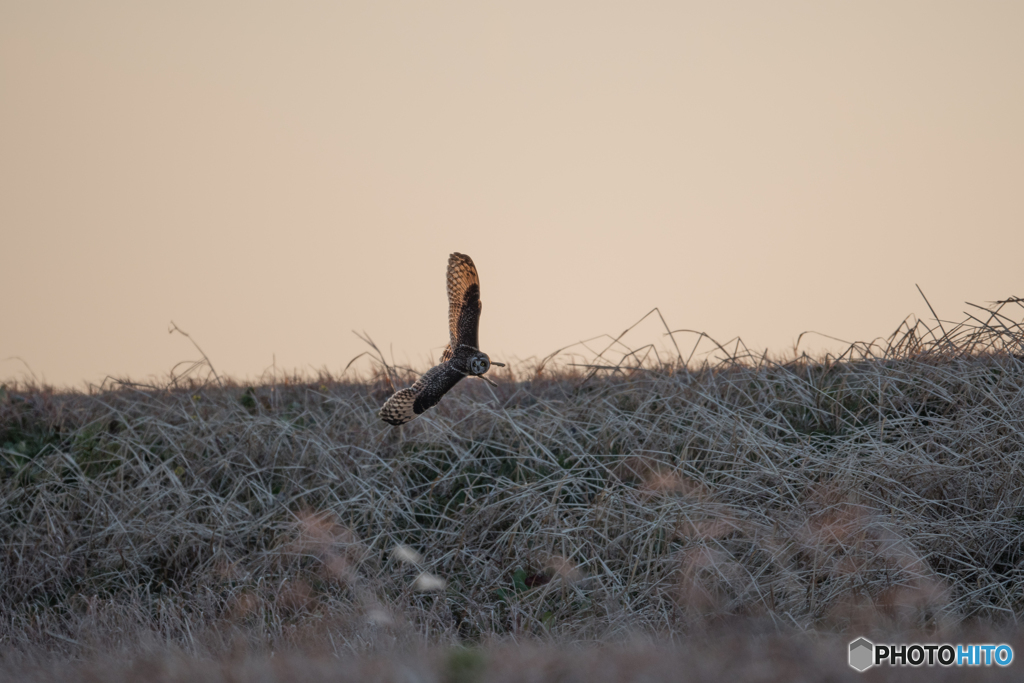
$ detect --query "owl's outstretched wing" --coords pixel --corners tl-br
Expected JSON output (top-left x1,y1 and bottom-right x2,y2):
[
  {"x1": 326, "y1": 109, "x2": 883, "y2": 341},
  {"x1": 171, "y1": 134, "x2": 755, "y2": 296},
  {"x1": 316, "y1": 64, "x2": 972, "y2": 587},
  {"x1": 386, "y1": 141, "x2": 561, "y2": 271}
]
[
  {"x1": 378, "y1": 361, "x2": 465, "y2": 425},
  {"x1": 446, "y1": 252, "x2": 481, "y2": 350}
]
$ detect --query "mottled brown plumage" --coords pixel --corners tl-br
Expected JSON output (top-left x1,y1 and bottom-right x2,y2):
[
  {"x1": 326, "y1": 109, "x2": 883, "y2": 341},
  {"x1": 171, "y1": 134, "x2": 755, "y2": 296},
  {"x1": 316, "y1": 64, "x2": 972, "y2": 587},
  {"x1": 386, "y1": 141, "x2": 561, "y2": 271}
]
[{"x1": 379, "y1": 253, "x2": 503, "y2": 425}]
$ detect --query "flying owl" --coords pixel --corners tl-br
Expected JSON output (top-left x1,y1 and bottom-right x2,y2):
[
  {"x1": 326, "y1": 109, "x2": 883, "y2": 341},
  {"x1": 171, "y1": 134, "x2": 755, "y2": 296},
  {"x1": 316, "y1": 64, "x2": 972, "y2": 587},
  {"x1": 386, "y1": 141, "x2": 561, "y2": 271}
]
[{"x1": 378, "y1": 252, "x2": 504, "y2": 425}]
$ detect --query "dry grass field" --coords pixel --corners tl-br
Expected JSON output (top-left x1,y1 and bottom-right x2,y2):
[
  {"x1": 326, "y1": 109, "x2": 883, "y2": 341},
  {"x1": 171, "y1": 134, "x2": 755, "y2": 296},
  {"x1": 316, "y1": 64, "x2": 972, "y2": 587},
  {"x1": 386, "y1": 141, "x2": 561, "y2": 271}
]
[{"x1": 2, "y1": 299, "x2": 1024, "y2": 680}]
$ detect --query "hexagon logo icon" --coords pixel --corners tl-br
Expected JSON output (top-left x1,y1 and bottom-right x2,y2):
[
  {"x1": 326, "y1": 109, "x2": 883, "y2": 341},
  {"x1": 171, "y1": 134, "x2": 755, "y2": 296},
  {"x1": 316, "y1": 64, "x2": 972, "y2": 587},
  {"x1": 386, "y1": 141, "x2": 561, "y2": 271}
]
[{"x1": 849, "y1": 637, "x2": 874, "y2": 672}]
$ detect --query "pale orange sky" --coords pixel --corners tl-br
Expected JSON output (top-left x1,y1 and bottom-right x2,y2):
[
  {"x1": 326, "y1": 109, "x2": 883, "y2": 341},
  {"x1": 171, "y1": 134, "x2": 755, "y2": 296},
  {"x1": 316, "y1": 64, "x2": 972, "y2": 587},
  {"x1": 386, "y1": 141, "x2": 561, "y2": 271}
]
[{"x1": 2, "y1": 2, "x2": 1023, "y2": 388}]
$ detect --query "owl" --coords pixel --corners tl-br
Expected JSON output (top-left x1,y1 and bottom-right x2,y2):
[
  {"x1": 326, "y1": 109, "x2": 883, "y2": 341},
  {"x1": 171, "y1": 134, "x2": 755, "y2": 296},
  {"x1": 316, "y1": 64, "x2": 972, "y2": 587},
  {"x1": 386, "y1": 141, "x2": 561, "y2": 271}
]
[{"x1": 379, "y1": 252, "x2": 504, "y2": 425}]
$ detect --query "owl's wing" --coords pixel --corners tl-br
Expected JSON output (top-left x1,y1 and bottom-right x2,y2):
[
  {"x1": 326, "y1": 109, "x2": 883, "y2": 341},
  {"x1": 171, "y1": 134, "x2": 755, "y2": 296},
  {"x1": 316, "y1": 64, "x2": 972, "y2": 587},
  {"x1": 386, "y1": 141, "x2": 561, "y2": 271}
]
[
  {"x1": 378, "y1": 361, "x2": 465, "y2": 425},
  {"x1": 440, "y1": 343, "x2": 453, "y2": 363},
  {"x1": 446, "y1": 252, "x2": 481, "y2": 350}
]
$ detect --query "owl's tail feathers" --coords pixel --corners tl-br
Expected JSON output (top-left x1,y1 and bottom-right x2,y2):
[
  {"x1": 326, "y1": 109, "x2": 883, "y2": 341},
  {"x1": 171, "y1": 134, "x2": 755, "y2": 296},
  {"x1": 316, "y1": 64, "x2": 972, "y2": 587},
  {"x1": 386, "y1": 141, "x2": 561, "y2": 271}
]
[{"x1": 379, "y1": 388, "x2": 419, "y2": 425}]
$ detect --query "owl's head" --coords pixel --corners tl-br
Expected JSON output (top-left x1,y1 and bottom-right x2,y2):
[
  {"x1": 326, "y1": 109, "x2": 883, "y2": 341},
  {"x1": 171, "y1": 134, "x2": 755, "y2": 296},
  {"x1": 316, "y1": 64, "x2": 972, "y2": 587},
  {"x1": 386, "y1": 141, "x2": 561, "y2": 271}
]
[{"x1": 469, "y1": 352, "x2": 491, "y2": 375}]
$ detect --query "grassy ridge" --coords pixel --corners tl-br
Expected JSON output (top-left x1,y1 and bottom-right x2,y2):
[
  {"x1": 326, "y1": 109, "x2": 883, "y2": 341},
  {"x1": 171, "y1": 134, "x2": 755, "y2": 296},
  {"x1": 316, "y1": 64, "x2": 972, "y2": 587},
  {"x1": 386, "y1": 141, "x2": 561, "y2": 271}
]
[{"x1": 1, "y1": 301, "x2": 1024, "y2": 677}]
